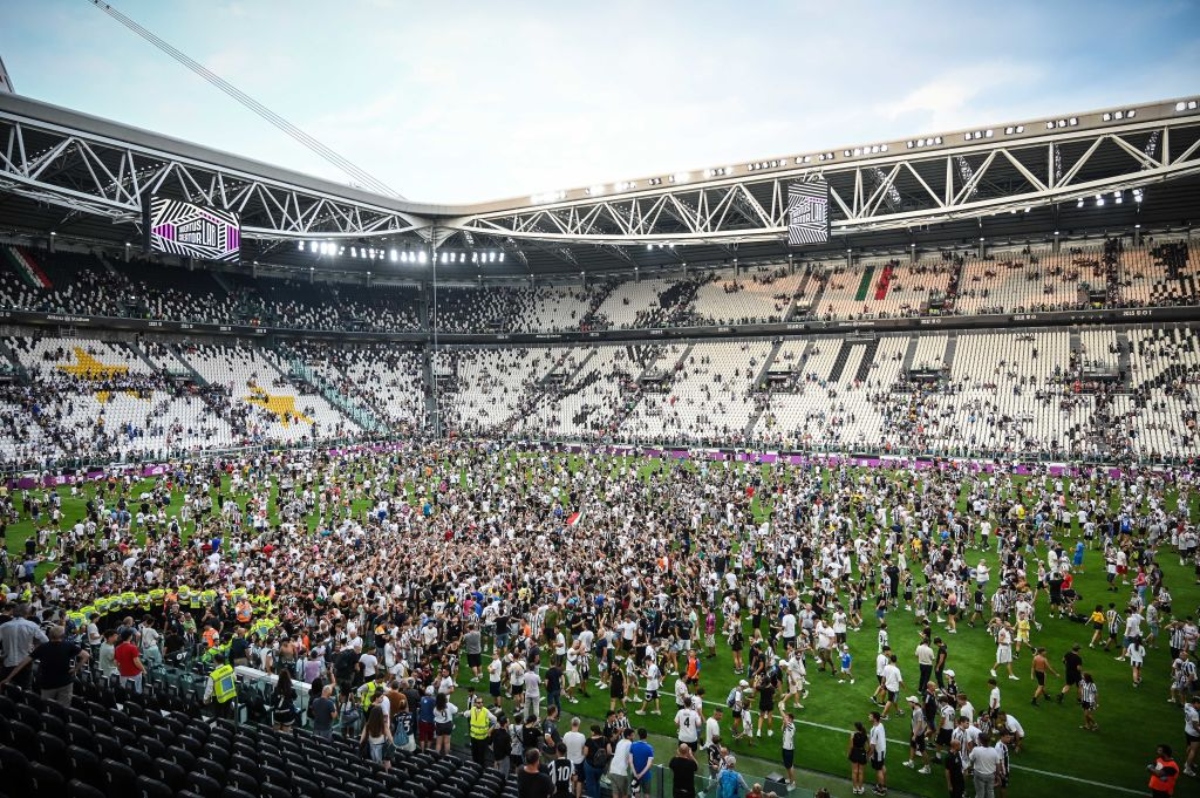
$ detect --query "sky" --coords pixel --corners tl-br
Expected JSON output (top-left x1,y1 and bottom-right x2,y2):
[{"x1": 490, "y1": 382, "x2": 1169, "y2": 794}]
[{"x1": 2, "y1": 0, "x2": 1198, "y2": 205}]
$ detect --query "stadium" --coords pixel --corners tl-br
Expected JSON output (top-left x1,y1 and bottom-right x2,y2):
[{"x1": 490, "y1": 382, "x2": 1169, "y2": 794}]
[{"x1": 0, "y1": 4, "x2": 1198, "y2": 798}]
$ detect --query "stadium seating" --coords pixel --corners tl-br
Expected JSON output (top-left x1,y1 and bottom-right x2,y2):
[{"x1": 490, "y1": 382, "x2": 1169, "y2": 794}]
[{"x1": 0, "y1": 675, "x2": 506, "y2": 798}]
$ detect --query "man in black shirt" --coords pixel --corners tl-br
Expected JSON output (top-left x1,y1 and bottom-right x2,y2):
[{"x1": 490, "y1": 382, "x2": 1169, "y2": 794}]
[
  {"x1": 944, "y1": 739, "x2": 965, "y2": 798},
  {"x1": 492, "y1": 716, "x2": 513, "y2": 778},
  {"x1": 0, "y1": 624, "x2": 88, "y2": 706},
  {"x1": 1058, "y1": 644, "x2": 1084, "y2": 704},
  {"x1": 668, "y1": 743, "x2": 699, "y2": 798},
  {"x1": 517, "y1": 749, "x2": 556, "y2": 798}
]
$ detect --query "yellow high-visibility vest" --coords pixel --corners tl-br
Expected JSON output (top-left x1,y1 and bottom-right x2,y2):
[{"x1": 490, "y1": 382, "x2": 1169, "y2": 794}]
[
  {"x1": 469, "y1": 707, "x2": 492, "y2": 740},
  {"x1": 210, "y1": 664, "x2": 237, "y2": 703}
]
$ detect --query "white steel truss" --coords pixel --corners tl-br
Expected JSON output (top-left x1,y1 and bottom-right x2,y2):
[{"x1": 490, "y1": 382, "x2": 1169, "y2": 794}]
[
  {"x1": 0, "y1": 104, "x2": 426, "y2": 240},
  {"x1": 1, "y1": 91, "x2": 1198, "y2": 248},
  {"x1": 447, "y1": 112, "x2": 1200, "y2": 245}
]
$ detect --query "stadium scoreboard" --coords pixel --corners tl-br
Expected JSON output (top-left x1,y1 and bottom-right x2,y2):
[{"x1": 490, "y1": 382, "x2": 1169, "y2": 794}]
[
  {"x1": 143, "y1": 195, "x2": 241, "y2": 262},
  {"x1": 787, "y1": 177, "x2": 830, "y2": 247}
]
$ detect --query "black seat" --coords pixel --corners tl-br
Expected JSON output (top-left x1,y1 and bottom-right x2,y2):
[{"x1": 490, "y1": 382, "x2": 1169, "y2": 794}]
[
  {"x1": 27, "y1": 762, "x2": 66, "y2": 798},
  {"x1": 40, "y1": 713, "x2": 67, "y2": 738},
  {"x1": 261, "y1": 783, "x2": 292, "y2": 798},
  {"x1": 93, "y1": 733, "x2": 123, "y2": 761},
  {"x1": 5, "y1": 718, "x2": 38, "y2": 758},
  {"x1": 152, "y1": 757, "x2": 187, "y2": 791},
  {"x1": 221, "y1": 788, "x2": 256, "y2": 798},
  {"x1": 67, "y1": 779, "x2": 107, "y2": 798},
  {"x1": 226, "y1": 770, "x2": 258, "y2": 792},
  {"x1": 101, "y1": 758, "x2": 138, "y2": 798},
  {"x1": 33, "y1": 731, "x2": 67, "y2": 766},
  {"x1": 125, "y1": 747, "x2": 154, "y2": 775},
  {"x1": 230, "y1": 753, "x2": 259, "y2": 779},
  {"x1": 0, "y1": 746, "x2": 31, "y2": 795},
  {"x1": 66, "y1": 722, "x2": 95, "y2": 749},
  {"x1": 135, "y1": 775, "x2": 173, "y2": 798},
  {"x1": 67, "y1": 745, "x2": 102, "y2": 784}
]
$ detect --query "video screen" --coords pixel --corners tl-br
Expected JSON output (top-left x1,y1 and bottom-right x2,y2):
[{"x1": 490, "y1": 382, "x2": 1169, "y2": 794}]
[
  {"x1": 144, "y1": 196, "x2": 241, "y2": 262},
  {"x1": 786, "y1": 177, "x2": 830, "y2": 246}
]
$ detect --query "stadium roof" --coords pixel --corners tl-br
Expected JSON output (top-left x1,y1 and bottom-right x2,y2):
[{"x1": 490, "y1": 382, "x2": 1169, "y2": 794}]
[{"x1": 0, "y1": 90, "x2": 1198, "y2": 279}]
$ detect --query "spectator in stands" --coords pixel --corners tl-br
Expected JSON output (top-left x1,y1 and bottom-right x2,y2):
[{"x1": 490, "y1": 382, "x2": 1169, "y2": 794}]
[{"x1": 0, "y1": 623, "x2": 88, "y2": 705}]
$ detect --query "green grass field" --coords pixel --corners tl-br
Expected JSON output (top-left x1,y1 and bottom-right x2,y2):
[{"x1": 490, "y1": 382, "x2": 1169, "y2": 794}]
[{"x1": 3, "y1": 453, "x2": 1195, "y2": 798}]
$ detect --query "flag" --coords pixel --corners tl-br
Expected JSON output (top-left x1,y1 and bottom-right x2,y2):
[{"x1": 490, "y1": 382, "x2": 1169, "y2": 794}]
[{"x1": 566, "y1": 511, "x2": 582, "y2": 527}]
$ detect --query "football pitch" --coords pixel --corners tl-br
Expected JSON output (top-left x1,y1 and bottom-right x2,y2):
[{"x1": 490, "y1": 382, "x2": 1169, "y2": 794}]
[{"x1": 3, "y1": 451, "x2": 1195, "y2": 798}]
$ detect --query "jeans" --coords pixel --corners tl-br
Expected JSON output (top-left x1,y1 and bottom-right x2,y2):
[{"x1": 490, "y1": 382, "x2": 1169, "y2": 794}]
[
  {"x1": 583, "y1": 762, "x2": 603, "y2": 798},
  {"x1": 120, "y1": 674, "x2": 144, "y2": 694},
  {"x1": 547, "y1": 690, "x2": 562, "y2": 713},
  {"x1": 974, "y1": 772, "x2": 996, "y2": 798}
]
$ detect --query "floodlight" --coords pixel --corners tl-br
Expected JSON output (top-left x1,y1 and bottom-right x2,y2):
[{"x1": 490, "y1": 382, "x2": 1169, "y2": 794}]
[
  {"x1": 419, "y1": 251, "x2": 427, "y2": 264},
  {"x1": 499, "y1": 253, "x2": 505, "y2": 262},
  {"x1": 351, "y1": 247, "x2": 358, "y2": 257},
  {"x1": 1096, "y1": 194, "x2": 1105, "y2": 206},
  {"x1": 298, "y1": 241, "x2": 305, "y2": 251},
  {"x1": 1076, "y1": 198, "x2": 1084, "y2": 208},
  {"x1": 1126, "y1": 110, "x2": 1135, "y2": 118},
  {"x1": 1176, "y1": 102, "x2": 1186, "y2": 112}
]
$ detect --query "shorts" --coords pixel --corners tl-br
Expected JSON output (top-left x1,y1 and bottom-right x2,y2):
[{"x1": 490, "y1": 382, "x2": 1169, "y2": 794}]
[
  {"x1": 871, "y1": 754, "x2": 886, "y2": 771},
  {"x1": 418, "y1": 720, "x2": 435, "y2": 742},
  {"x1": 1066, "y1": 672, "x2": 1082, "y2": 686},
  {"x1": 645, "y1": 689, "x2": 658, "y2": 701},
  {"x1": 996, "y1": 646, "x2": 1012, "y2": 665},
  {"x1": 849, "y1": 750, "x2": 867, "y2": 765},
  {"x1": 782, "y1": 748, "x2": 795, "y2": 768},
  {"x1": 886, "y1": 690, "x2": 898, "y2": 703},
  {"x1": 511, "y1": 684, "x2": 524, "y2": 698},
  {"x1": 1186, "y1": 733, "x2": 1200, "y2": 746},
  {"x1": 609, "y1": 774, "x2": 629, "y2": 794},
  {"x1": 1081, "y1": 701, "x2": 1093, "y2": 711},
  {"x1": 936, "y1": 728, "x2": 952, "y2": 747},
  {"x1": 490, "y1": 681, "x2": 502, "y2": 697},
  {"x1": 467, "y1": 653, "x2": 482, "y2": 668},
  {"x1": 910, "y1": 735, "x2": 926, "y2": 753},
  {"x1": 1035, "y1": 672, "x2": 1045, "y2": 686}
]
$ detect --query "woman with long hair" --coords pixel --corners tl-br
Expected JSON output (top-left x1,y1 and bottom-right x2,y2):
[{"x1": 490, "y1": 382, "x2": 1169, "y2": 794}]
[
  {"x1": 432, "y1": 691, "x2": 458, "y2": 755},
  {"x1": 272, "y1": 669, "x2": 298, "y2": 732},
  {"x1": 359, "y1": 704, "x2": 394, "y2": 771},
  {"x1": 394, "y1": 693, "x2": 416, "y2": 752},
  {"x1": 847, "y1": 720, "x2": 868, "y2": 795}
]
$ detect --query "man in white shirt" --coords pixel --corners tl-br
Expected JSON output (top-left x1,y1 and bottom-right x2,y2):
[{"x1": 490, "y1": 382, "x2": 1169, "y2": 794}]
[
  {"x1": 704, "y1": 707, "x2": 723, "y2": 749},
  {"x1": 867, "y1": 711, "x2": 888, "y2": 795},
  {"x1": 562, "y1": 716, "x2": 588, "y2": 796},
  {"x1": 968, "y1": 734, "x2": 1002, "y2": 798},
  {"x1": 675, "y1": 704, "x2": 701, "y2": 750},
  {"x1": 609, "y1": 728, "x2": 634, "y2": 798},
  {"x1": 881, "y1": 656, "x2": 904, "y2": 720}
]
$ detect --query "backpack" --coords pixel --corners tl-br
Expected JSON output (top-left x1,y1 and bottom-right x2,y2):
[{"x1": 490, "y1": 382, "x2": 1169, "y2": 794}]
[
  {"x1": 589, "y1": 740, "x2": 611, "y2": 769},
  {"x1": 718, "y1": 769, "x2": 740, "y2": 798},
  {"x1": 726, "y1": 688, "x2": 739, "y2": 710}
]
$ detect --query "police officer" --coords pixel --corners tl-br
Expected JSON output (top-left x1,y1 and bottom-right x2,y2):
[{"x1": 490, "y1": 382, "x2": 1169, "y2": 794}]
[{"x1": 205, "y1": 652, "x2": 237, "y2": 720}]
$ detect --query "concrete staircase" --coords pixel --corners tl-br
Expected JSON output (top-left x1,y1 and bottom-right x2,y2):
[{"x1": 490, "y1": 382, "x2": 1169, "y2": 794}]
[
  {"x1": 901, "y1": 336, "x2": 920, "y2": 372},
  {"x1": 943, "y1": 332, "x2": 959, "y2": 371},
  {"x1": 169, "y1": 345, "x2": 207, "y2": 385}
]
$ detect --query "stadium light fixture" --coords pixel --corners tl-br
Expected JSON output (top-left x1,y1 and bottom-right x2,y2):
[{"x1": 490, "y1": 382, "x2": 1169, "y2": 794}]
[
  {"x1": 1095, "y1": 193, "x2": 1105, "y2": 206},
  {"x1": 499, "y1": 253, "x2": 505, "y2": 263},
  {"x1": 419, "y1": 251, "x2": 428, "y2": 264},
  {"x1": 1076, "y1": 198, "x2": 1084, "y2": 208},
  {"x1": 297, "y1": 241, "x2": 305, "y2": 251},
  {"x1": 670, "y1": 172, "x2": 690, "y2": 183},
  {"x1": 1114, "y1": 191, "x2": 1123, "y2": 204},
  {"x1": 351, "y1": 247, "x2": 358, "y2": 258}
]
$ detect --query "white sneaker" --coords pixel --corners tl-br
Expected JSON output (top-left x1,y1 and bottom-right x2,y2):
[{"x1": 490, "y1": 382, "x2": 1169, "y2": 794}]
[
  {"x1": 990, "y1": 669, "x2": 997, "y2": 677},
  {"x1": 902, "y1": 760, "x2": 914, "y2": 768},
  {"x1": 634, "y1": 710, "x2": 646, "y2": 715},
  {"x1": 851, "y1": 679, "x2": 856, "y2": 684},
  {"x1": 768, "y1": 729, "x2": 774, "y2": 737},
  {"x1": 1009, "y1": 675, "x2": 1020, "y2": 681},
  {"x1": 918, "y1": 766, "x2": 931, "y2": 775}
]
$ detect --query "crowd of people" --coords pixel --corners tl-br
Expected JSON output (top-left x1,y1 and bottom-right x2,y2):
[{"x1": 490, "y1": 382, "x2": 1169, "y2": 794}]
[{"x1": 0, "y1": 441, "x2": 1196, "y2": 798}]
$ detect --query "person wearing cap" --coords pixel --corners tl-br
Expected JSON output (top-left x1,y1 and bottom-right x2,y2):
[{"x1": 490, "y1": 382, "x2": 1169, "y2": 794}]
[
  {"x1": 902, "y1": 696, "x2": 932, "y2": 774},
  {"x1": 716, "y1": 755, "x2": 750, "y2": 798}
]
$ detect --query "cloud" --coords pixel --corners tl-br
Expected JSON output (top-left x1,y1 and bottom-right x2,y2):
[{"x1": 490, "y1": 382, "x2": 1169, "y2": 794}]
[{"x1": 878, "y1": 63, "x2": 1045, "y2": 133}]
